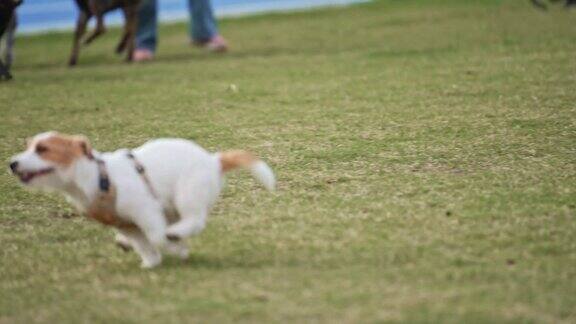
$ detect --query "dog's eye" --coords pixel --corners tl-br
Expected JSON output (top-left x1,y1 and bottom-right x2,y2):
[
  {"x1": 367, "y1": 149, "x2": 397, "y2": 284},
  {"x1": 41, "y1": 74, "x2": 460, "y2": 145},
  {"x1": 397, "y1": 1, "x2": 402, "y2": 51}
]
[{"x1": 36, "y1": 145, "x2": 49, "y2": 154}]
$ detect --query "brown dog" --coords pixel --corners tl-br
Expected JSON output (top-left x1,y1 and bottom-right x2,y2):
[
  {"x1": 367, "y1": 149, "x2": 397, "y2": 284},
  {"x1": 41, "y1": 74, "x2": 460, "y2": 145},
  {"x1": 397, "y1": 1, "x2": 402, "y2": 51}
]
[{"x1": 69, "y1": 0, "x2": 141, "y2": 66}]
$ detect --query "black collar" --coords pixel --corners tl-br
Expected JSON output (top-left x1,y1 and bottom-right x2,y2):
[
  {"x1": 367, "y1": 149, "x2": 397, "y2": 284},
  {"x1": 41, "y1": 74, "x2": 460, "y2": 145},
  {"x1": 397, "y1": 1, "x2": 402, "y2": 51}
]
[{"x1": 95, "y1": 158, "x2": 111, "y2": 192}]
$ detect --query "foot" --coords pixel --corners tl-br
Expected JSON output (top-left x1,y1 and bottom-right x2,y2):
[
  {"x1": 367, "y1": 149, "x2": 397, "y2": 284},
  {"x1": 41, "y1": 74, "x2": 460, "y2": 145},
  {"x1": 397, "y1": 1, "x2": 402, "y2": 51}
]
[
  {"x1": 133, "y1": 48, "x2": 154, "y2": 62},
  {"x1": 193, "y1": 35, "x2": 228, "y2": 53},
  {"x1": 164, "y1": 241, "x2": 190, "y2": 260},
  {"x1": 140, "y1": 254, "x2": 162, "y2": 269},
  {"x1": 115, "y1": 232, "x2": 133, "y2": 252},
  {"x1": 116, "y1": 241, "x2": 132, "y2": 252}
]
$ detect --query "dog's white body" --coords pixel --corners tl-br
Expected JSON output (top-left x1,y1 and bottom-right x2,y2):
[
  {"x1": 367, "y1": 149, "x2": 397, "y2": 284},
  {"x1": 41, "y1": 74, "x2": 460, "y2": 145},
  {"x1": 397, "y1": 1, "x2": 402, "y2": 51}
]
[{"x1": 10, "y1": 132, "x2": 275, "y2": 268}]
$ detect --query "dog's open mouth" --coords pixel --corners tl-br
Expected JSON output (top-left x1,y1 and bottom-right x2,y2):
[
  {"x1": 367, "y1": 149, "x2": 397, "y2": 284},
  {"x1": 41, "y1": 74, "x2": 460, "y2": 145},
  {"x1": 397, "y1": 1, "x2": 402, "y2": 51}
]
[{"x1": 16, "y1": 168, "x2": 54, "y2": 183}]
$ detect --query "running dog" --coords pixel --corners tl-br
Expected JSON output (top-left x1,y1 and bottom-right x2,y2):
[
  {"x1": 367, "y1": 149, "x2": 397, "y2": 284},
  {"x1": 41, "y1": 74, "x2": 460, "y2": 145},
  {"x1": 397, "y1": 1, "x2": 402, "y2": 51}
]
[
  {"x1": 69, "y1": 0, "x2": 141, "y2": 66},
  {"x1": 0, "y1": 0, "x2": 22, "y2": 80},
  {"x1": 9, "y1": 132, "x2": 275, "y2": 268}
]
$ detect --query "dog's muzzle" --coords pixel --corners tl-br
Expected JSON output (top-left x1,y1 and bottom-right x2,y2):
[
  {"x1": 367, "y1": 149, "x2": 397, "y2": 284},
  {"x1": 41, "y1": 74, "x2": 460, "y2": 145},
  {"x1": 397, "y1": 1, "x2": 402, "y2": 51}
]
[
  {"x1": 9, "y1": 161, "x2": 18, "y2": 173},
  {"x1": 9, "y1": 161, "x2": 54, "y2": 183}
]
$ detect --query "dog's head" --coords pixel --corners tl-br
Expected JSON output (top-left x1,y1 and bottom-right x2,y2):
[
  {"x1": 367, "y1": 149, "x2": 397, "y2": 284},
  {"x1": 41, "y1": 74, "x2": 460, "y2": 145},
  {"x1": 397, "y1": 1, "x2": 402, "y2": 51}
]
[{"x1": 9, "y1": 132, "x2": 93, "y2": 188}]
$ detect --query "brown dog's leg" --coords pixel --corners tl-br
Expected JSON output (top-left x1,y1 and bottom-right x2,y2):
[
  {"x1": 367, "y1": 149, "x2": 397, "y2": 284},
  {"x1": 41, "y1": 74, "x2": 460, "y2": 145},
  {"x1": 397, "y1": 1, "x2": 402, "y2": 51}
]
[
  {"x1": 115, "y1": 31, "x2": 129, "y2": 55},
  {"x1": 69, "y1": 10, "x2": 90, "y2": 66},
  {"x1": 115, "y1": 7, "x2": 132, "y2": 54},
  {"x1": 123, "y1": 5, "x2": 139, "y2": 62},
  {"x1": 83, "y1": 15, "x2": 106, "y2": 45}
]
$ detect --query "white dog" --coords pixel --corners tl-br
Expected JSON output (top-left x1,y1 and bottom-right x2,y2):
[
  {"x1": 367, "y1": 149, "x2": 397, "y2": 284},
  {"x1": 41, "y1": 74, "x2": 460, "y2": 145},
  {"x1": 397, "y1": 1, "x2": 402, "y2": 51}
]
[{"x1": 9, "y1": 132, "x2": 275, "y2": 268}]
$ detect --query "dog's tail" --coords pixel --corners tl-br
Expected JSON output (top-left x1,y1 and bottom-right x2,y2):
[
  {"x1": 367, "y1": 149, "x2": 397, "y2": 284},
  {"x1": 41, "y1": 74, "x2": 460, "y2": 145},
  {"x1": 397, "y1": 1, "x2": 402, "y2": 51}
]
[{"x1": 218, "y1": 150, "x2": 276, "y2": 191}]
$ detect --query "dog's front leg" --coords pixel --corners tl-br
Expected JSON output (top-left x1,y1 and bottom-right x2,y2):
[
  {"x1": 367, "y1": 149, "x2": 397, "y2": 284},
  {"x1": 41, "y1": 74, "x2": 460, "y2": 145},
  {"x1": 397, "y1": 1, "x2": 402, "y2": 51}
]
[
  {"x1": 163, "y1": 240, "x2": 190, "y2": 260},
  {"x1": 132, "y1": 207, "x2": 167, "y2": 246},
  {"x1": 118, "y1": 227, "x2": 162, "y2": 269},
  {"x1": 69, "y1": 10, "x2": 90, "y2": 66},
  {"x1": 114, "y1": 230, "x2": 133, "y2": 252},
  {"x1": 112, "y1": 205, "x2": 166, "y2": 268}
]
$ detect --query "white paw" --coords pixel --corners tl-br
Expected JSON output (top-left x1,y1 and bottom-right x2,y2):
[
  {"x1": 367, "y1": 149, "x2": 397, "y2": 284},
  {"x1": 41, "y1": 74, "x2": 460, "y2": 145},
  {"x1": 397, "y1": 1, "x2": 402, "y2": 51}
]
[
  {"x1": 148, "y1": 233, "x2": 167, "y2": 249},
  {"x1": 164, "y1": 242, "x2": 190, "y2": 260},
  {"x1": 176, "y1": 248, "x2": 190, "y2": 260},
  {"x1": 140, "y1": 256, "x2": 162, "y2": 269}
]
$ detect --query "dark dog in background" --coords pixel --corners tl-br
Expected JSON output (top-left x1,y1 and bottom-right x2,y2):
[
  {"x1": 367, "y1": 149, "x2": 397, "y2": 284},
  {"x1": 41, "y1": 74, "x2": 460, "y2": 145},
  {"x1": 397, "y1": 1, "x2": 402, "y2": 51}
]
[
  {"x1": 0, "y1": 0, "x2": 22, "y2": 81},
  {"x1": 531, "y1": 0, "x2": 576, "y2": 9},
  {"x1": 69, "y1": 0, "x2": 140, "y2": 66}
]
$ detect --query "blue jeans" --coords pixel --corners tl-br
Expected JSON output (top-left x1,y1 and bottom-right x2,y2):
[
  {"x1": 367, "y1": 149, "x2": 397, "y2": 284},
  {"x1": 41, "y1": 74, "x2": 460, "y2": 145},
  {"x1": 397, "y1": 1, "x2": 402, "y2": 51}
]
[{"x1": 136, "y1": 0, "x2": 219, "y2": 52}]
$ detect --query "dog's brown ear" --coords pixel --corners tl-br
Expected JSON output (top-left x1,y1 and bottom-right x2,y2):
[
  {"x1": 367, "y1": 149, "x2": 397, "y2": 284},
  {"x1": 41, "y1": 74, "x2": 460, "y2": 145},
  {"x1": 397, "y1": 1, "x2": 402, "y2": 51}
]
[{"x1": 72, "y1": 135, "x2": 93, "y2": 159}]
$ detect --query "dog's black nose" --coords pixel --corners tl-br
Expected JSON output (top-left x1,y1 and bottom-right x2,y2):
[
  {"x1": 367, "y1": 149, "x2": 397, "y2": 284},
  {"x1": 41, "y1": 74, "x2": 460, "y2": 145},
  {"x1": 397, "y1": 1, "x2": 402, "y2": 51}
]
[{"x1": 9, "y1": 161, "x2": 18, "y2": 172}]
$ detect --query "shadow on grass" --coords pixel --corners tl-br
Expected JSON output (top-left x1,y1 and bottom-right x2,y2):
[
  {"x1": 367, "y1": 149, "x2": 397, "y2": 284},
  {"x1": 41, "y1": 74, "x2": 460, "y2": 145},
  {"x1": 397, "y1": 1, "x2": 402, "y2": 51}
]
[{"x1": 158, "y1": 253, "x2": 273, "y2": 271}]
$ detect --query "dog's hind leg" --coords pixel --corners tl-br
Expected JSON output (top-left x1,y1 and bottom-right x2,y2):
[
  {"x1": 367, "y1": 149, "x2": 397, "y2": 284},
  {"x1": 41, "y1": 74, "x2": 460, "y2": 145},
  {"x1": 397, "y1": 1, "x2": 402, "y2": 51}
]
[
  {"x1": 115, "y1": 29, "x2": 129, "y2": 54},
  {"x1": 167, "y1": 173, "x2": 215, "y2": 241},
  {"x1": 115, "y1": 7, "x2": 135, "y2": 55},
  {"x1": 121, "y1": 5, "x2": 139, "y2": 61},
  {"x1": 69, "y1": 10, "x2": 90, "y2": 66},
  {"x1": 166, "y1": 208, "x2": 207, "y2": 242},
  {"x1": 167, "y1": 182, "x2": 212, "y2": 241}
]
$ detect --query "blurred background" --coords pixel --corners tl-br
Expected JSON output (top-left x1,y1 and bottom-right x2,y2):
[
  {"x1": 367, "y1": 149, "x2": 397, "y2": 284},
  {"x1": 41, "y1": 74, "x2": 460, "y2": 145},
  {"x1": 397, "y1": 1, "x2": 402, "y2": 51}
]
[{"x1": 18, "y1": 0, "x2": 369, "y2": 33}]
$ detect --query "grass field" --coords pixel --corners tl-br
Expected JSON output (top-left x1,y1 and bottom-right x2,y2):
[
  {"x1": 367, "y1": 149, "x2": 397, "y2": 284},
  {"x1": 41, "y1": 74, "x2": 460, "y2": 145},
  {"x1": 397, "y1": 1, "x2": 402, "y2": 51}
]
[{"x1": 1, "y1": 0, "x2": 576, "y2": 322}]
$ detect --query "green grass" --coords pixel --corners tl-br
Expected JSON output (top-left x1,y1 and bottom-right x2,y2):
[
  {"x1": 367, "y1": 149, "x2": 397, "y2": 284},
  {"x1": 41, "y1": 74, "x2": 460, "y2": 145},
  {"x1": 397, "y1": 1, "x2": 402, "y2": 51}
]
[{"x1": 1, "y1": 0, "x2": 576, "y2": 322}]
